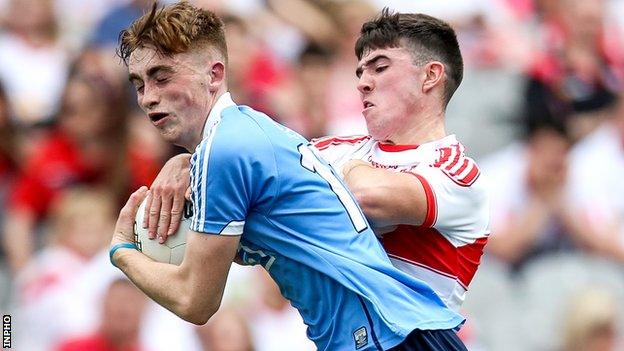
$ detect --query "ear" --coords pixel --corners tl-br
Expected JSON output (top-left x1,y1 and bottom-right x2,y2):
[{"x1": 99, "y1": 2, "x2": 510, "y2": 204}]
[
  {"x1": 422, "y1": 61, "x2": 445, "y2": 94},
  {"x1": 207, "y1": 61, "x2": 226, "y2": 91}
]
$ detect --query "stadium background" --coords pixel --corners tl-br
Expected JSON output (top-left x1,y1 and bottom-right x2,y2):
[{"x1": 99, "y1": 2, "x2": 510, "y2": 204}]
[{"x1": 0, "y1": 0, "x2": 623, "y2": 350}]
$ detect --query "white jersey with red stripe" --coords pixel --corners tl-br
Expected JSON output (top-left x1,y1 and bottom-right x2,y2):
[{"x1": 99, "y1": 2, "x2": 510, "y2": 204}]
[{"x1": 312, "y1": 134, "x2": 490, "y2": 311}]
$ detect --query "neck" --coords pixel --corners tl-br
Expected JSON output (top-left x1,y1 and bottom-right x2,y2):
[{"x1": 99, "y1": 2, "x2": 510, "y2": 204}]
[
  {"x1": 184, "y1": 87, "x2": 227, "y2": 152},
  {"x1": 385, "y1": 107, "x2": 447, "y2": 145}
]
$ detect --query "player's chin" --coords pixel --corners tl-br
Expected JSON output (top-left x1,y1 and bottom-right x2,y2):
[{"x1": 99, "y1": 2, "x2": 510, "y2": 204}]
[
  {"x1": 366, "y1": 125, "x2": 388, "y2": 141},
  {"x1": 158, "y1": 128, "x2": 180, "y2": 144}
]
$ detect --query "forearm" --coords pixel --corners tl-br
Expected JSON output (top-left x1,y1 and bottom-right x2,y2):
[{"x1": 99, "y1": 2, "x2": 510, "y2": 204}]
[
  {"x1": 113, "y1": 249, "x2": 218, "y2": 324},
  {"x1": 344, "y1": 165, "x2": 426, "y2": 227}
]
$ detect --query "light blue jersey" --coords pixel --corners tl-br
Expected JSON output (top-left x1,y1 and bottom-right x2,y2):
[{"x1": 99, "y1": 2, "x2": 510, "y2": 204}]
[{"x1": 189, "y1": 93, "x2": 464, "y2": 350}]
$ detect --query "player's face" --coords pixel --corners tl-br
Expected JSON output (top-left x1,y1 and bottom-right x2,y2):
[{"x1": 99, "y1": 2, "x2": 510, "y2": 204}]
[
  {"x1": 356, "y1": 46, "x2": 425, "y2": 141},
  {"x1": 128, "y1": 47, "x2": 214, "y2": 150}
]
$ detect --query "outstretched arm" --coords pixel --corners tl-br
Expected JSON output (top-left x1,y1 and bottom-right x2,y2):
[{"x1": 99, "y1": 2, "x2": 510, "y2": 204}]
[{"x1": 111, "y1": 187, "x2": 240, "y2": 325}]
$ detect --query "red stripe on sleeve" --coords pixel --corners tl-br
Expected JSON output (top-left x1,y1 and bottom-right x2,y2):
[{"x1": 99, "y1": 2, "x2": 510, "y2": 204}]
[
  {"x1": 408, "y1": 173, "x2": 437, "y2": 227},
  {"x1": 433, "y1": 147, "x2": 452, "y2": 167},
  {"x1": 451, "y1": 159, "x2": 469, "y2": 177},
  {"x1": 459, "y1": 165, "x2": 480, "y2": 186},
  {"x1": 444, "y1": 144, "x2": 462, "y2": 171}
]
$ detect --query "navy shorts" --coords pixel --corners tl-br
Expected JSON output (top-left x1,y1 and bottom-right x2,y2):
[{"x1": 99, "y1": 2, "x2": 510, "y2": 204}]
[{"x1": 387, "y1": 329, "x2": 468, "y2": 351}]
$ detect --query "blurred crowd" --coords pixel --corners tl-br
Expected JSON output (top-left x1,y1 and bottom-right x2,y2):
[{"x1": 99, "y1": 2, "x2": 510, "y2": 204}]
[{"x1": 0, "y1": 0, "x2": 623, "y2": 350}]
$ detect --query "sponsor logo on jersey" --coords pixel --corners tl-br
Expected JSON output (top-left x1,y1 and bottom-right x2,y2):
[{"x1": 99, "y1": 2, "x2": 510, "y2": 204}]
[{"x1": 353, "y1": 326, "x2": 368, "y2": 349}]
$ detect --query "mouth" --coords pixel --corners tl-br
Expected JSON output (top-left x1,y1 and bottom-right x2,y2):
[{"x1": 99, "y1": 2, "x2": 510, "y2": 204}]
[
  {"x1": 148, "y1": 112, "x2": 169, "y2": 125},
  {"x1": 363, "y1": 101, "x2": 374, "y2": 111}
]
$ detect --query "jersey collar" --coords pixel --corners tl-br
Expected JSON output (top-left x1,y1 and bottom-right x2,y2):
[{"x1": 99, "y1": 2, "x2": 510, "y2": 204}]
[
  {"x1": 203, "y1": 92, "x2": 236, "y2": 140},
  {"x1": 372, "y1": 134, "x2": 459, "y2": 165},
  {"x1": 376, "y1": 135, "x2": 458, "y2": 154},
  {"x1": 377, "y1": 143, "x2": 420, "y2": 152}
]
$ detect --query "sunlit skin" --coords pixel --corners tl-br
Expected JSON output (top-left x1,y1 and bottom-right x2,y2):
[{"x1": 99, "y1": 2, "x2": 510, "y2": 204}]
[
  {"x1": 355, "y1": 45, "x2": 447, "y2": 145},
  {"x1": 128, "y1": 46, "x2": 227, "y2": 151}
]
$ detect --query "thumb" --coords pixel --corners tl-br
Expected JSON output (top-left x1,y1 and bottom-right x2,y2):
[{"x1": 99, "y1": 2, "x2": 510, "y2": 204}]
[{"x1": 119, "y1": 186, "x2": 149, "y2": 223}]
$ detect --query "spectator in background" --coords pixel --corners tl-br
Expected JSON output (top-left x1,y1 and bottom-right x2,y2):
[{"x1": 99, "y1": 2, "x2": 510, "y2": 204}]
[
  {"x1": 0, "y1": 0, "x2": 70, "y2": 125},
  {"x1": 90, "y1": 0, "x2": 154, "y2": 47},
  {"x1": 524, "y1": 0, "x2": 624, "y2": 142},
  {"x1": 268, "y1": 0, "x2": 375, "y2": 135},
  {"x1": 561, "y1": 288, "x2": 618, "y2": 351},
  {"x1": 56, "y1": 278, "x2": 148, "y2": 351},
  {"x1": 567, "y1": 95, "x2": 624, "y2": 263},
  {"x1": 484, "y1": 118, "x2": 588, "y2": 271},
  {"x1": 0, "y1": 81, "x2": 17, "y2": 190},
  {"x1": 2, "y1": 69, "x2": 161, "y2": 273},
  {"x1": 221, "y1": 13, "x2": 287, "y2": 120},
  {"x1": 15, "y1": 187, "x2": 116, "y2": 350},
  {"x1": 268, "y1": 43, "x2": 333, "y2": 140},
  {"x1": 0, "y1": 82, "x2": 17, "y2": 269},
  {"x1": 195, "y1": 307, "x2": 255, "y2": 351},
  {"x1": 290, "y1": 44, "x2": 333, "y2": 139},
  {"x1": 17, "y1": 187, "x2": 115, "y2": 304},
  {"x1": 246, "y1": 270, "x2": 315, "y2": 351},
  {"x1": 324, "y1": 0, "x2": 376, "y2": 135}
]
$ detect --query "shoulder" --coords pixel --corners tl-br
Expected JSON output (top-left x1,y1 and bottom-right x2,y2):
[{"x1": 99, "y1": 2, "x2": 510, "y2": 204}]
[
  {"x1": 429, "y1": 141, "x2": 482, "y2": 188},
  {"x1": 203, "y1": 106, "x2": 275, "y2": 157}
]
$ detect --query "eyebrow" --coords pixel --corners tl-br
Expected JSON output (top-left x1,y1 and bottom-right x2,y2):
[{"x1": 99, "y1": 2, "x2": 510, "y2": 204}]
[
  {"x1": 355, "y1": 54, "x2": 390, "y2": 78},
  {"x1": 128, "y1": 65, "x2": 174, "y2": 83}
]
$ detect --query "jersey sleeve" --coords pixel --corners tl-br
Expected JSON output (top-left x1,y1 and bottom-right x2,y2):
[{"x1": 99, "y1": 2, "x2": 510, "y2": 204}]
[
  {"x1": 409, "y1": 164, "x2": 490, "y2": 245},
  {"x1": 189, "y1": 121, "x2": 278, "y2": 235}
]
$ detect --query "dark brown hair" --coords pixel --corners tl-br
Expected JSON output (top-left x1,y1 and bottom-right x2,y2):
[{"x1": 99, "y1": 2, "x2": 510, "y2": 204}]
[
  {"x1": 118, "y1": 1, "x2": 227, "y2": 65},
  {"x1": 355, "y1": 8, "x2": 463, "y2": 104}
]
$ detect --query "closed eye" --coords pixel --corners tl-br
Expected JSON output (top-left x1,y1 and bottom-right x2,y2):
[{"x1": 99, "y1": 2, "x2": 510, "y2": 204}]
[
  {"x1": 155, "y1": 76, "x2": 169, "y2": 84},
  {"x1": 375, "y1": 66, "x2": 388, "y2": 73}
]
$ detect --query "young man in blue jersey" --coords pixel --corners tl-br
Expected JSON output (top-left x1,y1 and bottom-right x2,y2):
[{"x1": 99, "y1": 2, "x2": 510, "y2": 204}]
[
  {"x1": 109, "y1": 2, "x2": 467, "y2": 350},
  {"x1": 144, "y1": 5, "x2": 489, "y2": 319}
]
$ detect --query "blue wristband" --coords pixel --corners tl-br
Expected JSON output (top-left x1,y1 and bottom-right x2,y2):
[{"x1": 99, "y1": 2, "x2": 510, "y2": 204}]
[{"x1": 109, "y1": 242, "x2": 137, "y2": 268}]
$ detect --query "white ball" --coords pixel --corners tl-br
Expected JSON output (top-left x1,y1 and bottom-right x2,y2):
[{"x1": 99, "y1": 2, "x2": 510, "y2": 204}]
[{"x1": 133, "y1": 198, "x2": 191, "y2": 265}]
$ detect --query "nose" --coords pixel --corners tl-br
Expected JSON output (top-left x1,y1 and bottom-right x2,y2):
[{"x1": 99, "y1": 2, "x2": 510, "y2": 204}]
[
  {"x1": 139, "y1": 85, "x2": 160, "y2": 110},
  {"x1": 357, "y1": 72, "x2": 373, "y2": 95}
]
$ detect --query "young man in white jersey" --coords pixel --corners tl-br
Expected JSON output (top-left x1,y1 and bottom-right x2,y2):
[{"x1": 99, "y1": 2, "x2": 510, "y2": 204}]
[
  {"x1": 311, "y1": 9, "x2": 490, "y2": 311},
  {"x1": 146, "y1": 9, "x2": 490, "y2": 313}
]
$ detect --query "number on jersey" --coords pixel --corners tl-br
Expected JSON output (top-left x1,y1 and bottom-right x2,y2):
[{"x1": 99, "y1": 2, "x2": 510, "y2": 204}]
[{"x1": 298, "y1": 144, "x2": 368, "y2": 232}]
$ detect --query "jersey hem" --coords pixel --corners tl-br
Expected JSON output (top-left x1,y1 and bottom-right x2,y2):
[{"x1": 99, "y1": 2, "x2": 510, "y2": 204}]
[{"x1": 190, "y1": 220, "x2": 245, "y2": 236}]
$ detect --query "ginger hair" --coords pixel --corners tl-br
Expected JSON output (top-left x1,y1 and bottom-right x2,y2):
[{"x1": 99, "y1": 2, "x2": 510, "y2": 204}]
[{"x1": 118, "y1": 1, "x2": 227, "y2": 65}]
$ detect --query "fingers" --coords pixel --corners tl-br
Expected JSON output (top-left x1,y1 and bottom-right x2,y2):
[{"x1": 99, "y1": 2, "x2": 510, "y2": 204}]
[
  {"x1": 143, "y1": 191, "x2": 153, "y2": 229},
  {"x1": 148, "y1": 193, "x2": 162, "y2": 240},
  {"x1": 157, "y1": 195, "x2": 173, "y2": 244},
  {"x1": 147, "y1": 187, "x2": 188, "y2": 243},
  {"x1": 168, "y1": 195, "x2": 185, "y2": 237},
  {"x1": 185, "y1": 186, "x2": 192, "y2": 201}
]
